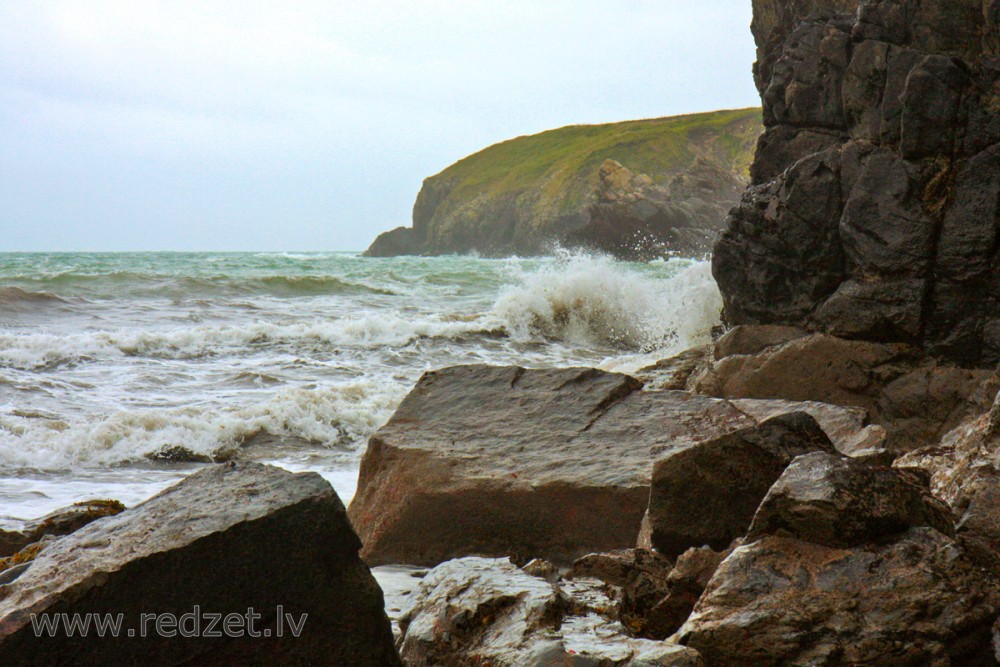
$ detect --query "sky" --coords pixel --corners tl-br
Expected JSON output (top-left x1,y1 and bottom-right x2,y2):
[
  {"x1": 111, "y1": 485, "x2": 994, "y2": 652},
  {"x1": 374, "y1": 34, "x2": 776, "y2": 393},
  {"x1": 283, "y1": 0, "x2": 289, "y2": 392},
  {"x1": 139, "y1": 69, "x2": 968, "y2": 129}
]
[{"x1": 0, "y1": 1, "x2": 760, "y2": 252}]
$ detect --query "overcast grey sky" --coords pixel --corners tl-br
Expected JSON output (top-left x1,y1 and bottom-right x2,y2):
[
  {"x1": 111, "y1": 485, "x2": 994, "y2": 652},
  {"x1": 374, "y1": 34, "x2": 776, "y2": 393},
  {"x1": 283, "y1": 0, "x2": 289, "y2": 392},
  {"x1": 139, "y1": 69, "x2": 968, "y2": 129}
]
[{"x1": 1, "y1": 1, "x2": 759, "y2": 251}]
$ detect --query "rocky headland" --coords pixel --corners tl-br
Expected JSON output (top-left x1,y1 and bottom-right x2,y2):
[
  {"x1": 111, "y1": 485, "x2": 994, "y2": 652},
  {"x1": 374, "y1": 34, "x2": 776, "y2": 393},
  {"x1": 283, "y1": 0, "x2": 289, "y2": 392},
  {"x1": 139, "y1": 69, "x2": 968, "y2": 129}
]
[
  {"x1": 364, "y1": 109, "x2": 762, "y2": 260},
  {"x1": 5, "y1": 1, "x2": 1000, "y2": 665}
]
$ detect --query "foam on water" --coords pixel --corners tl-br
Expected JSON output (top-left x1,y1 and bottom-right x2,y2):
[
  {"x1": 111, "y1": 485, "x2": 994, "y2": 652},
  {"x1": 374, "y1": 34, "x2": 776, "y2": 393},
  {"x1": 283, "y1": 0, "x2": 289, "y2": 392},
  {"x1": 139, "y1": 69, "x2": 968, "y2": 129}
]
[
  {"x1": 492, "y1": 251, "x2": 721, "y2": 357},
  {"x1": 0, "y1": 251, "x2": 722, "y2": 521}
]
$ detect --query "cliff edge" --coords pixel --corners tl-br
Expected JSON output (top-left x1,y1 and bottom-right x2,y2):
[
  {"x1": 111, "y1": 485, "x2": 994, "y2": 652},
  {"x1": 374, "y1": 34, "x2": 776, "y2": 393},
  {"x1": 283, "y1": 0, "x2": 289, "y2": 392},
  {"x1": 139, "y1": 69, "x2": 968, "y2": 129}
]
[
  {"x1": 714, "y1": 0, "x2": 1000, "y2": 367},
  {"x1": 365, "y1": 109, "x2": 762, "y2": 260}
]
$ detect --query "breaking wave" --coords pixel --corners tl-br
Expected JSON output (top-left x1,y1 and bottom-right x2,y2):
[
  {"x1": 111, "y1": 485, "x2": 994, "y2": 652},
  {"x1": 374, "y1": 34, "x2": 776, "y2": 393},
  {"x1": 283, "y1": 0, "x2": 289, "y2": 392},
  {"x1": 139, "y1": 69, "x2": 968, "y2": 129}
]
[
  {"x1": 0, "y1": 379, "x2": 408, "y2": 469},
  {"x1": 491, "y1": 251, "x2": 722, "y2": 354}
]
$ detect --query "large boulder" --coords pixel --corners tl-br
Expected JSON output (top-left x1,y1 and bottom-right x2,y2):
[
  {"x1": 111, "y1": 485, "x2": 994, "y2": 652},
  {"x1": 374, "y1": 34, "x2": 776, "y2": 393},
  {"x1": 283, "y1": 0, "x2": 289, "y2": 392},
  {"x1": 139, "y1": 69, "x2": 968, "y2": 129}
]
[
  {"x1": 348, "y1": 365, "x2": 759, "y2": 566},
  {"x1": 714, "y1": 0, "x2": 1000, "y2": 368},
  {"x1": 0, "y1": 462, "x2": 401, "y2": 666},
  {"x1": 677, "y1": 528, "x2": 1000, "y2": 665},
  {"x1": 646, "y1": 412, "x2": 838, "y2": 556},
  {"x1": 691, "y1": 326, "x2": 1000, "y2": 451},
  {"x1": 350, "y1": 364, "x2": 891, "y2": 567},
  {"x1": 398, "y1": 556, "x2": 704, "y2": 666},
  {"x1": 746, "y1": 451, "x2": 955, "y2": 547}
]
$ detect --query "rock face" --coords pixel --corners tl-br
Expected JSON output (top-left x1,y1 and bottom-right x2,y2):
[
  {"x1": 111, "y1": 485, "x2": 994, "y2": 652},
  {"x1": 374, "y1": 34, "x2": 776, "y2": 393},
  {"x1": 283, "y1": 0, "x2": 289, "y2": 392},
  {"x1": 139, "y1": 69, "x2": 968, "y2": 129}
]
[
  {"x1": 714, "y1": 0, "x2": 1000, "y2": 367},
  {"x1": 646, "y1": 412, "x2": 837, "y2": 556},
  {"x1": 746, "y1": 452, "x2": 955, "y2": 547},
  {"x1": 0, "y1": 462, "x2": 401, "y2": 666},
  {"x1": 397, "y1": 556, "x2": 704, "y2": 667},
  {"x1": 898, "y1": 396, "x2": 1000, "y2": 571},
  {"x1": 678, "y1": 528, "x2": 999, "y2": 665},
  {"x1": 691, "y1": 325, "x2": 1000, "y2": 451},
  {"x1": 364, "y1": 109, "x2": 761, "y2": 259},
  {"x1": 349, "y1": 364, "x2": 895, "y2": 567},
  {"x1": 564, "y1": 158, "x2": 746, "y2": 261}
]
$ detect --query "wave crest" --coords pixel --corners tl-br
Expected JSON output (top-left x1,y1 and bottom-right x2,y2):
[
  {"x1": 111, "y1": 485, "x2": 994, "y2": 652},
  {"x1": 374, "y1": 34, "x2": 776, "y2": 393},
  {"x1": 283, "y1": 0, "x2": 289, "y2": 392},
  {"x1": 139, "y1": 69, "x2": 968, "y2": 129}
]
[{"x1": 491, "y1": 251, "x2": 722, "y2": 353}]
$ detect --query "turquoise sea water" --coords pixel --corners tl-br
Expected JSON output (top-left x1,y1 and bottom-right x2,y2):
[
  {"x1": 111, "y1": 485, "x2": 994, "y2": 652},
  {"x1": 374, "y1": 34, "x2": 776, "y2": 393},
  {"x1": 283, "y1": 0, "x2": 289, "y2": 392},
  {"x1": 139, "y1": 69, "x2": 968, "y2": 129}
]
[{"x1": 0, "y1": 250, "x2": 721, "y2": 526}]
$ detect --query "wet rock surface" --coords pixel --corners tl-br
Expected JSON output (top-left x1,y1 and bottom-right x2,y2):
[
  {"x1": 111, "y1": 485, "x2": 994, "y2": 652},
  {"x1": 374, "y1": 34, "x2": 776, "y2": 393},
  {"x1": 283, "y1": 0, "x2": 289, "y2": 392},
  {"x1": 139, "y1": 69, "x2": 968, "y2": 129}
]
[
  {"x1": 0, "y1": 462, "x2": 401, "y2": 666},
  {"x1": 349, "y1": 365, "x2": 885, "y2": 567},
  {"x1": 678, "y1": 528, "x2": 1000, "y2": 666},
  {"x1": 746, "y1": 451, "x2": 955, "y2": 547},
  {"x1": 714, "y1": 0, "x2": 1000, "y2": 368},
  {"x1": 647, "y1": 412, "x2": 837, "y2": 556},
  {"x1": 398, "y1": 556, "x2": 703, "y2": 667},
  {"x1": 692, "y1": 326, "x2": 1000, "y2": 451}
]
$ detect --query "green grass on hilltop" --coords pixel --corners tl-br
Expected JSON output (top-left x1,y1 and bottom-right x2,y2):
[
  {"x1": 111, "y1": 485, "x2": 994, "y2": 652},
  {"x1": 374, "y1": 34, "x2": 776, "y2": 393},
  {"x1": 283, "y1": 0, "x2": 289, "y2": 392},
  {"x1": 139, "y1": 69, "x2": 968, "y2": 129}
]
[{"x1": 428, "y1": 108, "x2": 763, "y2": 221}]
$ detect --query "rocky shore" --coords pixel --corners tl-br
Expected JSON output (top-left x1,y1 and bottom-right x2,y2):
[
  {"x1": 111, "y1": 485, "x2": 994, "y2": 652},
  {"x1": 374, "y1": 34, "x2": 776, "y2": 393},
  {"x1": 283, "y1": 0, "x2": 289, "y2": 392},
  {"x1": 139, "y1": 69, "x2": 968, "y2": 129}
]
[{"x1": 3, "y1": 0, "x2": 1000, "y2": 665}]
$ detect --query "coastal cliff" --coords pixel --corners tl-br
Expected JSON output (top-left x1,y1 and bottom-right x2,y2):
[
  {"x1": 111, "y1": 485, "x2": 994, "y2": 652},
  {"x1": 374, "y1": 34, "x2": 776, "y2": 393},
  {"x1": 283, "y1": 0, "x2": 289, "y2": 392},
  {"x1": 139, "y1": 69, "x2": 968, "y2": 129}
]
[
  {"x1": 714, "y1": 0, "x2": 1000, "y2": 367},
  {"x1": 365, "y1": 109, "x2": 762, "y2": 260}
]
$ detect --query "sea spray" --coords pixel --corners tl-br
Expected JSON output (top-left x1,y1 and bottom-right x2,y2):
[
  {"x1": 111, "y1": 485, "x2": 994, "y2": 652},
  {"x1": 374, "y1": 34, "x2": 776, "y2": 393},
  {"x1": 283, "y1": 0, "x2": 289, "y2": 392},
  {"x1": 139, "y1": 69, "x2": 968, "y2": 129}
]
[
  {"x1": 491, "y1": 250, "x2": 721, "y2": 356},
  {"x1": 0, "y1": 251, "x2": 723, "y2": 519}
]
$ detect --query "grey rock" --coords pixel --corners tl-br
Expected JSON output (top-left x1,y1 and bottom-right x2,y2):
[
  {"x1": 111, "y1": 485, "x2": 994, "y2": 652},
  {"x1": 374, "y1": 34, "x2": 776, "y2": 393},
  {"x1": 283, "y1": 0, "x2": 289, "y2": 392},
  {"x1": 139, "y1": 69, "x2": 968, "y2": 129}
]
[
  {"x1": 0, "y1": 461, "x2": 401, "y2": 666},
  {"x1": 398, "y1": 557, "x2": 703, "y2": 667}
]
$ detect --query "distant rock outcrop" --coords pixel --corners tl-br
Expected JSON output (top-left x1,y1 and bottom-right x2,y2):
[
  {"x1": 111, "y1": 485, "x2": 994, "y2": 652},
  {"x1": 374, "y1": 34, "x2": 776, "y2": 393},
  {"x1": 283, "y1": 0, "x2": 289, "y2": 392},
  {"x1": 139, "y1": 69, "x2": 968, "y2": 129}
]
[
  {"x1": 364, "y1": 109, "x2": 762, "y2": 260},
  {"x1": 713, "y1": 0, "x2": 1000, "y2": 367}
]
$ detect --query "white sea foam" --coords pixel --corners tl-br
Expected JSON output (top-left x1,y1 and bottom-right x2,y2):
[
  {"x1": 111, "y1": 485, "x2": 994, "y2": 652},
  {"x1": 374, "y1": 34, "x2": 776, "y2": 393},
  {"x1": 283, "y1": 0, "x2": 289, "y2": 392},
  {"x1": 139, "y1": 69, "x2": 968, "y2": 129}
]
[
  {"x1": 491, "y1": 251, "x2": 721, "y2": 356},
  {"x1": 0, "y1": 314, "x2": 499, "y2": 371},
  {"x1": 0, "y1": 378, "x2": 408, "y2": 469}
]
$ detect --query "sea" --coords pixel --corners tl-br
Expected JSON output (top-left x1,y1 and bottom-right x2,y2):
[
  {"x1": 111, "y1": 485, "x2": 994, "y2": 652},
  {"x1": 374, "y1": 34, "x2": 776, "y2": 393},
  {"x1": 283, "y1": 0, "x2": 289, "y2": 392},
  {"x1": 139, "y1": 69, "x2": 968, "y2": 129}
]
[{"x1": 0, "y1": 250, "x2": 722, "y2": 530}]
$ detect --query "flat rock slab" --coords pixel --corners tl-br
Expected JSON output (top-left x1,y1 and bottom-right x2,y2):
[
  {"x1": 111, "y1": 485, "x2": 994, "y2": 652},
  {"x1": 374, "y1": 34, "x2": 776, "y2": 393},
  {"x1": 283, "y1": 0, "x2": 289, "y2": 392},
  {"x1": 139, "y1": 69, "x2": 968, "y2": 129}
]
[
  {"x1": 0, "y1": 461, "x2": 401, "y2": 666},
  {"x1": 350, "y1": 365, "x2": 887, "y2": 567},
  {"x1": 348, "y1": 365, "x2": 762, "y2": 566}
]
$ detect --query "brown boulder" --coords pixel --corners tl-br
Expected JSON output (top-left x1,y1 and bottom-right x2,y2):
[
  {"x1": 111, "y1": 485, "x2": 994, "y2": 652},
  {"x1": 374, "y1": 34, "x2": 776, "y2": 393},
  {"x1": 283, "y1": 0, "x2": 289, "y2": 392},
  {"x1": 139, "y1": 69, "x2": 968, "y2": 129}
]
[
  {"x1": 647, "y1": 412, "x2": 837, "y2": 557},
  {"x1": 677, "y1": 528, "x2": 1000, "y2": 665},
  {"x1": 746, "y1": 451, "x2": 955, "y2": 547},
  {"x1": 692, "y1": 327, "x2": 999, "y2": 451},
  {"x1": 348, "y1": 365, "x2": 759, "y2": 566}
]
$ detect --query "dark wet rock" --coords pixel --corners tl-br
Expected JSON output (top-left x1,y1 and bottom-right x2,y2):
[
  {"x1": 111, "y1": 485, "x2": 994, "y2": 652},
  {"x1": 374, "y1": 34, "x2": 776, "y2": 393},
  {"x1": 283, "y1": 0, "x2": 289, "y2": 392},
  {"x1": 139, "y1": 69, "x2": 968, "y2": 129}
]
[
  {"x1": 634, "y1": 545, "x2": 734, "y2": 641},
  {"x1": 363, "y1": 226, "x2": 425, "y2": 257},
  {"x1": 716, "y1": 0, "x2": 1000, "y2": 368},
  {"x1": 692, "y1": 327, "x2": 1000, "y2": 452},
  {"x1": 678, "y1": 528, "x2": 1000, "y2": 666},
  {"x1": 0, "y1": 499, "x2": 125, "y2": 558},
  {"x1": 568, "y1": 549, "x2": 675, "y2": 638},
  {"x1": 398, "y1": 556, "x2": 703, "y2": 667},
  {"x1": 0, "y1": 462, "x2": 401, "y2": 666},
  {"x1": 746, "y1": 452, "x2": 955, "y2": 548},
  {"x1": 646, "y1": 412, "x2": 837, "y2": 557}
]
